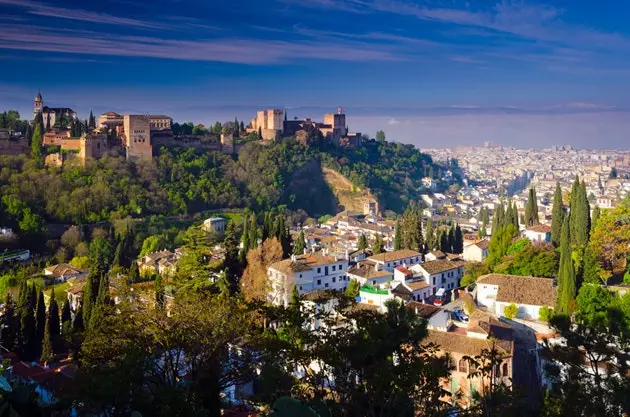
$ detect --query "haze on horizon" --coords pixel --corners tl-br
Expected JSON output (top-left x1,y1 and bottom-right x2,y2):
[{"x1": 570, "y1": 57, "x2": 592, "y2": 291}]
[{"x1": 0, "y1": 0, "x2": 629, "y2": 149}]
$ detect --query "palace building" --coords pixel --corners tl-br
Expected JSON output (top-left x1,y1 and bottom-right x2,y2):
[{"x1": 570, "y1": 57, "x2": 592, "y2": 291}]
[{"x1": 33, "y1": 92, "x2": 77, "y2": 129}]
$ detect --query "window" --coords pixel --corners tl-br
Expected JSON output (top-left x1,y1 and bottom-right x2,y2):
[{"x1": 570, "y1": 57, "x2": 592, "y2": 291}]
[
  {"x1": 325, "y1": 283, "x2": 329, "y2": 288},
  {"x1": 372, "y1": 280, "x2": 376, "y2": 285},
  {"x1": 299, "y1": 274, "x2": 302, "y2": 278},
  {"x1": 299, "y1": 286, "x2": 302, "y2": 291},
  {"x1": 332, "y1": 265, "x2": 336, "y2": 271},
  {"x1": 317, "y1": 268, "x2": 321, "y2": 274},
  {"x1": 332, "y1": 277, "x2": 336, "y2": 283},
  {"x1": 502, "y1": 363, "x2": 508, "y2": 377},
  {"x1": 494, "y1": 364, "x2": 501, "y2": 377},
  {"x1": 317, "y1": 279, "x2": 321, "y2": 285},
  {"x1": 458, "y1": 358, "x2": 468, "y2": 373}
]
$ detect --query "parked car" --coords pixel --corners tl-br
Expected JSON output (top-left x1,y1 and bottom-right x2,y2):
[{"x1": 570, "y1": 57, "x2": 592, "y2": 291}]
[
  {"x1": 434, "y1": 288, "x2": 446, "y2": 306},
  {"x1": 452, "y1": 307, "x2": 469, "y2": 323}
]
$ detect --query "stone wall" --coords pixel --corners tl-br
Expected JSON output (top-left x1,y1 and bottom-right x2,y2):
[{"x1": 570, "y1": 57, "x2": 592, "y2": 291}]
[{"x1": 0, "y1": 139, "x2": 29, "y2": 156}]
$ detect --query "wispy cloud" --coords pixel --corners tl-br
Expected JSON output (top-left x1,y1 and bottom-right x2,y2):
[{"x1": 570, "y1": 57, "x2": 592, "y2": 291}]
[
  {"x1": 0, "y1": 24, "x2": 404, "y2": 64},
  {"x1": 0, "y1": 0, "x2": 165, "y2": 28}
]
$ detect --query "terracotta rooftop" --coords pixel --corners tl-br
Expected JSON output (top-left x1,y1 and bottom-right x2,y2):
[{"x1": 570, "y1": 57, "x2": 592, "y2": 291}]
[
  {"x1": 419, "y1": 259, "x2": 466, "y2": 275},
  {"x1": 405, "y1": 280, "x2": 431, "y2": 291},
  {"x1": 424, "y1": 327, "x2": 513, "y2": 356},
  {"x1": 269, "y1": 252, "x2": 346, "y2": 275},
  {"x1": 474, "y1": 239, "x2": 489, "y2": 250},
  {"x1": 526, "y1": 224, "x2": 552, "y2": 233},
  {"x1": 368, "y1": 249, "x2": 421, "y2": 263},
  {"x1": 406, "y1": 301, "x2": 442, "y2": 318},
  {"x1": 44, "y1": 263, "x2": 86, "y2": 277},
  {"x1": 477, "y1": 274, "x2": 556, "y2": 307},
  {"x1": 347, "y1": 263, "x2": 392, "y2": 280}
]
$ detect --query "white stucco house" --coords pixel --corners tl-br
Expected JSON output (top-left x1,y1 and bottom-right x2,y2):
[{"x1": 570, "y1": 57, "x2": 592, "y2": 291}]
[
  {"x1": 366, "y1": 249, "x2": 422, "y2": 272},
  {"x1": 462, "y1": 239, "x2": 489, "y2": 262},
  {"x1": 476, "y1": 274, "x2": 556, "y2": 320},
  {"x1": 524, "y1": 224, "x2": 552, "y2": 243}
]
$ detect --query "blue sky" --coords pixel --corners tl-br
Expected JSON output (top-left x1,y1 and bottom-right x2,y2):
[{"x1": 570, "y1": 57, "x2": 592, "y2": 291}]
[{"x1": 0, "y1": 0, "x2": 629, "y2": 148}]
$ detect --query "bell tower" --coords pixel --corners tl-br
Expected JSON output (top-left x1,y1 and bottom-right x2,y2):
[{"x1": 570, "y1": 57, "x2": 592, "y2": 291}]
[{"x1": 33, "y1": 91, "x2": 43, "y2": 120}]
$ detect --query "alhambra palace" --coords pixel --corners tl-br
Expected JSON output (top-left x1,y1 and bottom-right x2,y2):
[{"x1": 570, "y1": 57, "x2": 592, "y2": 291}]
[{"x1": 24, "y1": 93, "x2": 362, "y2": 167}]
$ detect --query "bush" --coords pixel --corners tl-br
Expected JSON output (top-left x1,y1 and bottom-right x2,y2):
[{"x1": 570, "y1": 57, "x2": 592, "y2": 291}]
[
  {"x1": 503, "y1": 303, "x2": 519, "y2": 320},
  {"x1": 539, "y1": 306, "x2": 553, "y2": 323}
]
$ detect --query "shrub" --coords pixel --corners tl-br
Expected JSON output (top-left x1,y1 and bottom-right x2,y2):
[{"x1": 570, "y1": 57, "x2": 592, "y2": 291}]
[
  {"x1": 503, "y1": 303, "x2": 518, "y2": 320},
  {"x1": 539, "y1": 306, "x2": 553, "y2": 323}
]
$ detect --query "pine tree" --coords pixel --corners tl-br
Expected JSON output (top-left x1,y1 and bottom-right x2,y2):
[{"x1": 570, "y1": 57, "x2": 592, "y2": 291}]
[
  {"x1": 293, "y1": 230, "x2": 306, "y2": 255},
  {"x1": 357, "y1": 234, "x2": 368, "y2": 251},
  {"x1": 373, "y1": 234, "x2": 384, "y2": 254},
  {"x1": 556, "y1": 216, "x2": 576, "y2": 314},
  {"x1": 40, "y1": 315, "x2": 53, "y2": 363},
  {"x1": 88, "y1": 111, "x2": 96, "y2": 129},
  {"x1": 35, "y1": 291, "x2": 46, "y2": 352},
  {"x1": 551, "y1": 182, "x2": 564, "y2": 247},
  {"x1": 0, "y1": 293, "x2": 20, "y2": 351},
  {"x1": 393, "y1": 221, "x2": 402, "y2": 251}
]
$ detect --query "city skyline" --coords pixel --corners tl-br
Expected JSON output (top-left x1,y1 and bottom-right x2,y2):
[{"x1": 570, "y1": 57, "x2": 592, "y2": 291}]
[{"x1": 1, "y1": 0, "x2": 629, "y2": 148}]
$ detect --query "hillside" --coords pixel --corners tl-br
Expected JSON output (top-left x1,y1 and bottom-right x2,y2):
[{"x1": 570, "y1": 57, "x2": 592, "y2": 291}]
[{"x1": 322, "y1": 167, "x2": 375, "y2": 214}]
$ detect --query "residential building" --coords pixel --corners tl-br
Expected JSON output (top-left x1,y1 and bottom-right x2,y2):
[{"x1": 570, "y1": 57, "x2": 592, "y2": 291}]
[
  {"x1": 366, "y1": 249, "x2": 422, "y2": 272},
  {"x1": 43, "y1": 264, "x2": 88, "y2": 284},
  {"x1": 267, "y1": 251, "x2": 349, "y2": 306},
  {"x1": 406, "y1": 302, "x2": 451, "y2": 331},
  {"x1": 346, "y1": 261, "x2": 392, "y2": 287},
  {"x1": 415, "y1": 257, "x2": 466, "y2": 293},
  {"x1": 476, "y1": 274, "x2": 556, "y2": 320},
  {"x1": 358, "y1": 285, "x2": 395, "y2": 311},
  {"x1": 462, "y1": 239, "x2": 489, "y2": 262},
  {"x1": 392, "y1": 264, "x2": 434, "y2": 303},
  {"x1": 524, "y1": 224, "x2": 552, "y2": 243},
  {"x1": 137, "y1": 250, "x2": 180, "y2": 277},
  {"x1": 203, "y1": 217, "x2": 227, "y2": 234}
]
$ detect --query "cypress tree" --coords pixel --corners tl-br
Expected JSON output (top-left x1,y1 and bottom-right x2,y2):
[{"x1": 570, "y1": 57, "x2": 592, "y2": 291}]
[
  {"x1": 293, "y1": 230, "x2": 306, "y2": 255},
  {"x1": 357, "y1": 234, "x2": 368, "y2": 251},
  {"x1": 439, "y1": 230, "x2": 449, "y2": 253},
  {"x1": 551, "y1": 182, "x2": 564, "y2": 247},
  {"x1": 591, "y1": 205, "x2": 601, "y2": 232},
  {"x1": 0, "y1": 293, "x2": 20, "y2": 351},
  {"x1": 582, "y1": 245, "x2": 601, "y2": 285},
  {"x1": 155, "y1": 276, "x2": 165, "y2": 310},
  {"x1": 61, "y1": 298, "x2": 72, "y2": 334},
  {"x1": 289, "y1": 285, "x2": 300, "y2": 309},
  {"x1": 249, "y1": 215, "x2": 259, "y2": 250},
  {"x1": 72, "y1": 303, "x2": 84, "y2": 333},
  {"x1": 83, "y1": 272, "x2": 95, "y2": 325},
  {"x1": 454, "y1": 225, "x2": 463, "y2": 254},
  {"x1": 40, "y1": 315, "x2": 53, "y2": 363},
  {"x1": 448, "y1": 224, "x2": 456, "y2": 253},
  {"x1": 393, "y1": 221, "x2": 402, "y2": 251},
  {"x1": 512, "y1": 202, "x2": 520, "y2": 230},
  {"x1": 525, "y1": 188, "x2": 539, "y2": 226},
  {"x1": 89, "y1": 275, "x2": 110, "y2": 331},
  {"x1": 373, "y1": 234, "x2": 384, "y2": 254},
  {"x1": 556, "y1": 216, "x2": 576, "y2": 314},
  {"x1": 223, "y1": 220, "x2": 241, "y2": 285},
  {"x1": 424, "y1": 218, "x2": 435, "y2": 252},
  {"x1": 35, "y1": 290, "x2": 46, "y2": 352},
  {"x1": 129, "y1": 261, "x2": 139, "y2": 282},
  {"x1": 19, "y1": 297, "x2": 36, "y2": 360},
  {"x1": 569, "y1": 175, "x2": 580, "y2": 243},
  {"x1": 240, "y1": 215, "x2": 249, "y2": 263},
  {"x1": 48, "y1": 288, "x2": 60, "y2": 341}
]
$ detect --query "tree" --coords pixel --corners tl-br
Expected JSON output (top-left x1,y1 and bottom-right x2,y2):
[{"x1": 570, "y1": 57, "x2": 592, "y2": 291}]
[
  {"x1": 393, "y1": 221, "x2": 402, "y2": 250},
  {"x1": 609, "y1": 167, "x2": 618, "y2": 179},
  {"x1": 357, "y1": 234, "x2": 368, "y2": 251},
  {"x1": 539, "y1": 306, "x2": 553, "y2": 322},
  {"x1": 61, "y1": 298, "x2": 72, "y2": 333},
  {"x1": 589, "y1": 203, "x2": 630, "y2": 281},
  {"x1": 556, "y1": 216, "x2": 576, "y2": 314},
  {"x1": 19, "y1": 288, "x2": 37, "y2": 360},
  {"x1": 293, "y1": 230, "x2": 306, "y2": 255},
  {"x1": 551, "y1": 182, "x2": 564, "y2": 247},
  {"x1": 453, "y1": 224, "x2": 463, "y2": 254},
  {"x1": 575, "y1": 284, "x2": 614, "y2": 328},
  {"x1": 72, "y1": 303, "x2": 84, "y2": 333},
  {"x1": 591, "y1": 205, "x2": 601, "y2": 232},
  {"x1": 503, "y1": 303, "x2": 518, "y2": 319},
  {"x1": 241, "y1": 238, "x2": 284, "y2": 301},
  {"x1": 525, "y1": 188, "x2": 539, "y2": 227},
  {"x1": 48, "y1": 287, "x2": 60, "y2": 343},
  {"x1": 240, "y1": 215, "x2": 250, "y2": 263},
  {"x1": 128, "y1": 261, "x2": 139, "y2": 282},
  {"x1": 424, "y1": 218, "x2": 435, "y2": 252},
  {"x1": 582, "y1": 245, "x2": 602, "y2": 285},
  {"x1": 35, "y1": 290, "x2": 46, "y2": 353},
  {"x1": 345, "y1": 279, "x2": 360, "y2": 298},
  {"x1": 401, "y1": 203, "x2": 423, "y2": 252},
  {"x1": 139, "y1": 235, "x2": 167, "y2": 257},
  {"x1": 569, "y1": 176, "x2": 591, "y2": 247},
  {"x1": 0, "y1": 293, "x2": 20, "y2": 351},
  {"x1": 31, "y1": 123, "x2": 43, "y2": 162},
  {"x1": 40, "y1": 315, "x2": 54, "y2": 363},
  {"x1": 375, "y1": 129, "x2": 386, "y2": 142},
  {"x1": 222, "y1": 220, "x2": 241, "y2": 291},
  {"x1": 373, "y1": 234, "x2": 384, "y2": 254}
]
